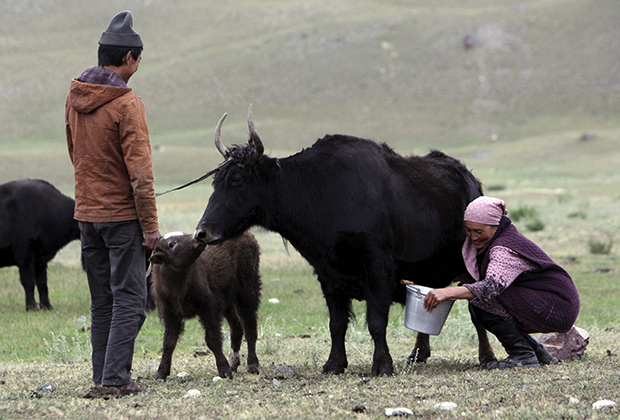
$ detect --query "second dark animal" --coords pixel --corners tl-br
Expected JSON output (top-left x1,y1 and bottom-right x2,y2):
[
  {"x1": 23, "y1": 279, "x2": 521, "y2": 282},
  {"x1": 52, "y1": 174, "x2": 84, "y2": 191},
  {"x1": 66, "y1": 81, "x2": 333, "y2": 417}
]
[
  {"x1": 149, "y1": 231, "x2": 261, "y2": 379},
  {"x1": 0, "y1": 179, "x2": 80, "y2": 311}
]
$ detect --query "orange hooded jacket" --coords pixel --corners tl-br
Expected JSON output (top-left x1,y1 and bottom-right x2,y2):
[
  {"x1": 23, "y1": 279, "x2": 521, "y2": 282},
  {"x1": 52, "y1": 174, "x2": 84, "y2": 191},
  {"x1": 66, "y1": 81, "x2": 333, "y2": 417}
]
[{"x1": 65, "y1": 79, "x2": 158, "y2": 233}]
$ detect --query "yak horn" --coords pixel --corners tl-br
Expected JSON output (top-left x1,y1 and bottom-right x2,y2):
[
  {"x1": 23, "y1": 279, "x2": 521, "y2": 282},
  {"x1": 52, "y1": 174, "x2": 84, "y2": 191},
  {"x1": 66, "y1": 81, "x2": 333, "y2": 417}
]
[
  {"x1": 214, "y1": 112, "x2": 229, "y2": 157},
  {"x1": 247, "y1": 104, "x2": 264, "y2": 158}
]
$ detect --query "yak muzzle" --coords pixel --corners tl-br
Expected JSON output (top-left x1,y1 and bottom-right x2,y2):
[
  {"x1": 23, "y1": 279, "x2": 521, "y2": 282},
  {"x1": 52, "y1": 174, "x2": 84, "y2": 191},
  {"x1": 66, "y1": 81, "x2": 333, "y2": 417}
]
[{"x1": 193, "y1": 227, "x2": 220, "y2": 245}]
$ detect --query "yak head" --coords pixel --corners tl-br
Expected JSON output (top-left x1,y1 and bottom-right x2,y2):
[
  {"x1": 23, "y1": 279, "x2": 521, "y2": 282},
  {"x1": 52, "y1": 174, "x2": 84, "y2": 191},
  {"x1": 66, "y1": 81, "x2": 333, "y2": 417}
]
[
  {"x1": 150, "y1": 232, "x2": 207, "y2": 272},
  {"x1": 194, "y1": 105, "x2": 278, "y2": 245}
]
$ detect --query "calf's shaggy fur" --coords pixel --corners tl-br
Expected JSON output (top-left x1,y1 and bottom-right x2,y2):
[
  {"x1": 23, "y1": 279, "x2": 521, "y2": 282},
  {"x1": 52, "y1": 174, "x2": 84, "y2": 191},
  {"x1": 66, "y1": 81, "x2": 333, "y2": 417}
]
[{"x1": 149, "y1": 231, "x2": 261, "y2": 379}]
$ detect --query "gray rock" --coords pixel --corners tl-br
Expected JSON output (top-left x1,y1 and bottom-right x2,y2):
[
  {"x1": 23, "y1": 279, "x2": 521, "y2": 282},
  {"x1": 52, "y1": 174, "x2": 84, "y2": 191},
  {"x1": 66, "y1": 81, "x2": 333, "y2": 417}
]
[
  {"x1": 539, "y1": 326, "x2": 589, "y2": 360},
  {"x1": 274, "y1": 364, "x2": 298, "y2": 378},
  {"x1": 36, "y1": 383, "x2": 56, "y2": 393}
]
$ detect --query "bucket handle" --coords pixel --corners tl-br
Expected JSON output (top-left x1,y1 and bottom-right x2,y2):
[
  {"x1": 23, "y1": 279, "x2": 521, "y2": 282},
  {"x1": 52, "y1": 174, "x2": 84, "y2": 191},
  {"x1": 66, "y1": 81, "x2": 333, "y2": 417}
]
[
  {"x1": 402, "y1": 280, "x2": 427, "y2": 298},
  {"x1": 400, "y1": 279, "x2": 426, "y2": 299},
  {"x1": 411, "y1": 287, "x2": 425, "y2": 299},
  {"x1": 406, "y1": 284, "x2": 427, "y2": 299}
]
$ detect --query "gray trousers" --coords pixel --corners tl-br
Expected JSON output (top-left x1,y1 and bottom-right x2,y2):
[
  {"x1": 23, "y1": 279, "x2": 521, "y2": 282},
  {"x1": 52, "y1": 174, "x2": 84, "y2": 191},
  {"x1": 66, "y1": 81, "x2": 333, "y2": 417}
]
[{"x1": 79, "y1": 220, "x2": 147, "y2": 386}]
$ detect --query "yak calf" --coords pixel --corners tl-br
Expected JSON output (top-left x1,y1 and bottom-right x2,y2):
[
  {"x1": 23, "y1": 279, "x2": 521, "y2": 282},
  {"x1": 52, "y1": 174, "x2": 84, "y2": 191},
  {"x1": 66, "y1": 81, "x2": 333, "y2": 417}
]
[{"x1": 149, "y1": 231, "x2": 261, "y2": 379}]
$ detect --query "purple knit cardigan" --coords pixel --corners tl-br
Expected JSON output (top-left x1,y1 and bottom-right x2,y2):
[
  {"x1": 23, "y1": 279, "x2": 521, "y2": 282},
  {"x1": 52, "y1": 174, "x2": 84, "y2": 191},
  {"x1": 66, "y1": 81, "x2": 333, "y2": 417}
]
[{"x1": 476, "y1": 216, "x2": 580, "y2": 333}]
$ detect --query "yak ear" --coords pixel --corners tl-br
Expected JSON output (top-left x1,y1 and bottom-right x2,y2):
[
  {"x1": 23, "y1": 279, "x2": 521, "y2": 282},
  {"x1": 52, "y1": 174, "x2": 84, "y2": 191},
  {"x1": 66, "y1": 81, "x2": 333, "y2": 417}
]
[
  {"x1": 261, "y1": 156, "x2": 280, "y2": 180},
  {"x1": 149, "y1": 253, "x2": 166, "y2": 265}
]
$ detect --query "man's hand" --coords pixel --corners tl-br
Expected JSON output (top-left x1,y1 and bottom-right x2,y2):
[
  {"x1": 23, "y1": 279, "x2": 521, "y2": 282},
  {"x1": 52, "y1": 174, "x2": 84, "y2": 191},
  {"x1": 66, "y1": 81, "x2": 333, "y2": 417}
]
[{"x1": 143, "y1": 230, "x2": 162, "y2": 250}]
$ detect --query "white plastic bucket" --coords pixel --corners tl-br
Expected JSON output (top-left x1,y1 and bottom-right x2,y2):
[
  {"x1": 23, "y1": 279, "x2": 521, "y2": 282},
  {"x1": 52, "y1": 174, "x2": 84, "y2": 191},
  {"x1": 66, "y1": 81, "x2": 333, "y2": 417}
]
[{"x1": 404, "y1": 285, "x2": 455, "y2": 335}]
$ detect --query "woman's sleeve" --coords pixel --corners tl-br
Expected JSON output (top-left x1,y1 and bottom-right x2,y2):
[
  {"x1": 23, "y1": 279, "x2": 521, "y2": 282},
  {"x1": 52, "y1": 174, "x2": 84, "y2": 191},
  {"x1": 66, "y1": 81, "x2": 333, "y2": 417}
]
[{"x1": 464, "y1": 246, "x2": 536, "y2": 303}]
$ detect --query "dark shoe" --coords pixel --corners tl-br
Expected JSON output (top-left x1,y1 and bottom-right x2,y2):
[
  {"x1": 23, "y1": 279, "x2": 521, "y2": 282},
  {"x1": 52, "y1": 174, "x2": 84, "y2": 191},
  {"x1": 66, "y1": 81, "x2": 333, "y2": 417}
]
[
  {"x1": 525, "y1": 334, "x2": 560, "y2": 365},
  {"x1": 492, "y1": 354, "x2": 540, "y2": 370},
  {"x1": 82, "y1": 386, "x2": 102, "y2": 399},
  {"x1": 116, "y1": 382, "x2": 146, "y2": 396},
  {"x1": 82, "y1": 385, "x2": 121, "y2": 399},
  {"x1": 470, "y1": 306, "x2": 540, "y2": 370}
]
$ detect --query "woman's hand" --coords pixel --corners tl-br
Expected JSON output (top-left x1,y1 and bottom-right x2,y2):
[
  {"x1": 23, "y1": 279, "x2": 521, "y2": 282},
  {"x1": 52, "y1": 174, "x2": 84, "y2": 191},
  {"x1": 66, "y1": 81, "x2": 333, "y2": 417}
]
[
  {"x1": 424, "y1": 289, "x2": 451, "y2": 312},
  {"x1": 423, "y1": 286, "x2": 475, "y2": 312}
]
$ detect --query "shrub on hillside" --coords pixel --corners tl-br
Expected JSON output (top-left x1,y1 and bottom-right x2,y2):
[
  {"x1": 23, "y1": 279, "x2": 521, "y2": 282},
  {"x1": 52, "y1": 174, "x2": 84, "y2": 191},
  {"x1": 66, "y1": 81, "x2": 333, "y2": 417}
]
[{"x1": 588, "y1": 236, "x2": 614, "y2": 255}]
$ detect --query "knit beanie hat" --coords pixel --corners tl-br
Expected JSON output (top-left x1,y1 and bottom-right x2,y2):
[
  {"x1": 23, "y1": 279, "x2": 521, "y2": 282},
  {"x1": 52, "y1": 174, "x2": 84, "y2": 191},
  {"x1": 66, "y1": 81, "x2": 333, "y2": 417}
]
[{"x1": 99, "y1": 11, "x2": 143, "y2": 47}]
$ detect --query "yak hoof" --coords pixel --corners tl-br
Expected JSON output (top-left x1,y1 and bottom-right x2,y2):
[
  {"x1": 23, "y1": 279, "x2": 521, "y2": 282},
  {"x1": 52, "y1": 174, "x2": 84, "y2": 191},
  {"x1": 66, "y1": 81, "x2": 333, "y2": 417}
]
[
  {"x1": 26, "y1": 302, "x2": 40, "y2": 312},
  {"x1": 247, "y1": 363, "x2": 260, "y2": 374},
  {"x1": 371, "y1": 361, "x2": 394, "y2": 376},
  {"x1": 40, "y1": 302, "x2": 54, "y2": 311},
  {"x1": 479, "y1": 354, "x2": 499, "y2": 369},
  {"x1": 322, "y1": 361, "x2": 346, "y2": 375},
  {"x1": 407, "y1": 348, "x2": 430, "y2": 364},
  {"x1": 154, "y1": 371, "x2": 169, "y2": 380}
]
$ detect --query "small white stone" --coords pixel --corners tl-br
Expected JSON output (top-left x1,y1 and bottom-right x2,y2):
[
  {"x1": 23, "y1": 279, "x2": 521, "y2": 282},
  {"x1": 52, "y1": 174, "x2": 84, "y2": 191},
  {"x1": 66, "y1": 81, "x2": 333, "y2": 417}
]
[
  {"x1": 385, "y1": 407, "x2": 413, "y2": 417},
  {"x1": 268, "y1": 298, "x2": 280, "y2": 304},
  {"x1": 212, "y1": 376, "x2": 222, "y2": 382},
  {"x1": 177, "y1": 372, "x2": 189, "y2": 378},
  {"x1": 568, "y1": 396, "x2": 579, "y2": 404},
  {"x1": 435, "y1": 402, "x2": 458, "y2": 410},
  {"x1": 592, "y1": 400, "x2": 615, "y2": 410},
  {"x1": 272, "y1": 379, "x2": 281, "y2": 387},
  {"x1": 183, "y1": 389, "x2": 201, "y2": 399}
]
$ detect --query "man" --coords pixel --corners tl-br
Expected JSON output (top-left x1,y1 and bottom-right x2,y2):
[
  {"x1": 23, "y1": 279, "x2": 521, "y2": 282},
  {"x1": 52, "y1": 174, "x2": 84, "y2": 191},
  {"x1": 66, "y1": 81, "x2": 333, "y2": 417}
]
[{"x1": 65, "y1": 10, "x2": 161, "y2": 398}]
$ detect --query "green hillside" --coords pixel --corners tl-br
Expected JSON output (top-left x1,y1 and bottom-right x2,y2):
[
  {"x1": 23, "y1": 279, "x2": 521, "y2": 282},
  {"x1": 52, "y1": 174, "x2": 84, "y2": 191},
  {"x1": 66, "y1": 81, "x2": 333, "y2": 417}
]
[{"x1": 1, "y1": 0, "x2": 619, "y2": 190}]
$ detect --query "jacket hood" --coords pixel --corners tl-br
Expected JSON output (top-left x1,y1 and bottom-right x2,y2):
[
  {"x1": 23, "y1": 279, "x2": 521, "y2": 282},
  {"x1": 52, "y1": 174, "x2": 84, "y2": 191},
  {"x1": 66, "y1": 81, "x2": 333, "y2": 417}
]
[{"x1": 68, "y1": 79, "x2": 132, "y2": 114}]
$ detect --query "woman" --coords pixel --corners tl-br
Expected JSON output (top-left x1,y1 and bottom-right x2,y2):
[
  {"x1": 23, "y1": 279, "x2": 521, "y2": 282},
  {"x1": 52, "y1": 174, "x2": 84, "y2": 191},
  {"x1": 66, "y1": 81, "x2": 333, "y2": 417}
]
[{"x1": 424, "y1": 196, "x2": 580, "y2": 369}]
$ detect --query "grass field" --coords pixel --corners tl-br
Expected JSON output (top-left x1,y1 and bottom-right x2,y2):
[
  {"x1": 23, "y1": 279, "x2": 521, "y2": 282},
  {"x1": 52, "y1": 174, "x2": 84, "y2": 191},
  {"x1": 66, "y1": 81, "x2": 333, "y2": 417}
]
[
  {"x1": 2, "y1": 0, "x2": 620, "y2": 418},
  {"x1": 1, "y1": 134, "x2": 619, "y2": 418},
  {"x1": 1, "y1": 227, "x2": 619, "y2": 419}
]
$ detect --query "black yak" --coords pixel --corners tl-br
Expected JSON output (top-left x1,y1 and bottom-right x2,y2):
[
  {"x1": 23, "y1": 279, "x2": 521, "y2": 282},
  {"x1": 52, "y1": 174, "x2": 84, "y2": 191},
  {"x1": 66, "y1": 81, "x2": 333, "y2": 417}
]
[
  {"x1": 194, "y1": 106, "x2": 495, "y2": 375},
  {"x1": 0, "y1": 179, "x2": 80, "y2": 311}
]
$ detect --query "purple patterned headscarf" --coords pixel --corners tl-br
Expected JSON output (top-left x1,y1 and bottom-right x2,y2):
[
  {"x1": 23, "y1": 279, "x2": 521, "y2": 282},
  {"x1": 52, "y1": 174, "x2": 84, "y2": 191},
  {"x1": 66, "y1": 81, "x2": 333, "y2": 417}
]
[{"x1": 464, "y1": 196, "x2": 508, "y2": 226}]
